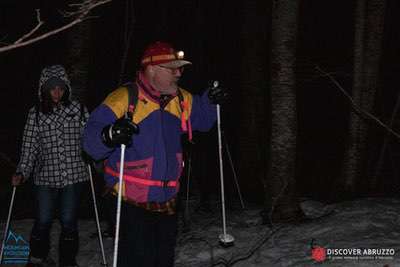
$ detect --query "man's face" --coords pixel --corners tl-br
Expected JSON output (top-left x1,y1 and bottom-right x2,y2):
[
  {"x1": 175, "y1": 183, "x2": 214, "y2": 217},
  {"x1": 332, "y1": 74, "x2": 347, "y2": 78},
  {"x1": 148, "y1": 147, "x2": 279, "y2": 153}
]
[{"x1": 146, "y1": 64, "x2": 184, "y2": 94}]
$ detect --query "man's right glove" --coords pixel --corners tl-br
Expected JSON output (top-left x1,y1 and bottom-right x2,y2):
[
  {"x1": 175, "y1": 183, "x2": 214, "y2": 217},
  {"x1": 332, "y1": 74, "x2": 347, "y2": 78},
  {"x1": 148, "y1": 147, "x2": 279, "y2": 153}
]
[{"x1": 101, "y1": 117, "x2": 139, "y2": 147}]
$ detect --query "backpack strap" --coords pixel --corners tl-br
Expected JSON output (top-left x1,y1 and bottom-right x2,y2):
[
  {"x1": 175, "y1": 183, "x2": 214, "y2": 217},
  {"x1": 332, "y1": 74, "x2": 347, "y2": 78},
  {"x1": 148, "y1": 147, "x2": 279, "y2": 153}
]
[
  {"x1": 80, "y1": 102, "x2": 87, "y2": 123},
  {"x1": 35, "y1": 104, "x2": 40, "y2": 125},
  {"x1": 123, "y1": 82, "x2": 139, "y2": 119},
  {"x1": 177, "y1": 89, "x2": 184, "y2": 111}
]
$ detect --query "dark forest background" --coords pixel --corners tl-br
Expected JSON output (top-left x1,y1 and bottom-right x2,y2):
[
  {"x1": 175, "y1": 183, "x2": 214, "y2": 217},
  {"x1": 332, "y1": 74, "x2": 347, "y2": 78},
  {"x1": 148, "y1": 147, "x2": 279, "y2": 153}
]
[{"x1": 1, "y1": 0, "x2": 400, "y2": 222}]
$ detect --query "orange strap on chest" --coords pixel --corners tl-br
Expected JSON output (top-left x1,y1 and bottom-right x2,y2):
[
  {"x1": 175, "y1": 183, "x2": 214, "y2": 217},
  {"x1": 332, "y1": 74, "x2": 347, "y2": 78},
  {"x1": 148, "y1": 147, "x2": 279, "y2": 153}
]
[{"x1": 180, "y1": 100, "x2": 192, "y2": 141}]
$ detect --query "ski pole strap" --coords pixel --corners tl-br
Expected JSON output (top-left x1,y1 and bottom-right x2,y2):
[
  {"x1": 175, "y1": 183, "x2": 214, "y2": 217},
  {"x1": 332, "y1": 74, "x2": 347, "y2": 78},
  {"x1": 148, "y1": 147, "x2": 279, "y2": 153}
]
[{"x1": 104, "y1": 166, "x2": 178, "y2": 187}]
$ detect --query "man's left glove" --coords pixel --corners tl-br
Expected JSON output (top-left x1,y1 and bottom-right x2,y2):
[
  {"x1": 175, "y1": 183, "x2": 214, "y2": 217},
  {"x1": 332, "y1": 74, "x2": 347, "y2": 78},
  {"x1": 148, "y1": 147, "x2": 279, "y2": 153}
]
[
  {"x1": 101, "y1": 117, "x2": 139, "y2": 147},
  {"x1": 208, "y1": 81, "x2": 228, "y2": 105}
]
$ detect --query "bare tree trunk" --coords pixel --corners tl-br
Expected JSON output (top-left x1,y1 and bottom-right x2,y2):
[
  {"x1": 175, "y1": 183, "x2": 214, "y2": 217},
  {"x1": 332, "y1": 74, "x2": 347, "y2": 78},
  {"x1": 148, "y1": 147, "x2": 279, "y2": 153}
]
[
  {"x1": 268, "y1": 0, "x2": 303, "y2": 222},
  {"x1": 238, "y1": 0, "x2": 269, "y2": 202},
  {"x1": 342, "y1": 0, "x2": 385, "y2": 193},
  {"x1": 118, "y1": 0, "x2": 135, "y2": 85},
  {"x1": 66, "y1": 20, "x2": 92, "y2": 102}
]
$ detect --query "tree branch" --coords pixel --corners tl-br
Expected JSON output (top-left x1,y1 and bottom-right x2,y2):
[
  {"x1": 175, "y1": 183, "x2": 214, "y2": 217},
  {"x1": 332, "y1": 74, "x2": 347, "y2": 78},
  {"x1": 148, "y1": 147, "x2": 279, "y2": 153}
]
[
  {"x1": 0, "y1": 0, "x2": 111, "y2": 53},
  {"x1": 14, "y1": 9, "x2": 44, "y2": 44},
  {"x1": 315, "y1": 66, "x2": 400, "y2": 140}
]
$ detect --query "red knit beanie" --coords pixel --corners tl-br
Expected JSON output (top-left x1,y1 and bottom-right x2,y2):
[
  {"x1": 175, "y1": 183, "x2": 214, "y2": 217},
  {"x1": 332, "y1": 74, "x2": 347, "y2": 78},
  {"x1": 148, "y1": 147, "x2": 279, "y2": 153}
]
[{"x1": 141, "y1": 41, "x2": 192, "y2": 68}]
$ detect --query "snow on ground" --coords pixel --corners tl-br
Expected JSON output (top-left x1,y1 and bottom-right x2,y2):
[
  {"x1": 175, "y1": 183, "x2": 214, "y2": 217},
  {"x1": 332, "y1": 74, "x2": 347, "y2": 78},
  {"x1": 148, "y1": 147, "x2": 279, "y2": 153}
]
[{"x1": 1, "y1": 198, "x2": 400, "y2": 266}]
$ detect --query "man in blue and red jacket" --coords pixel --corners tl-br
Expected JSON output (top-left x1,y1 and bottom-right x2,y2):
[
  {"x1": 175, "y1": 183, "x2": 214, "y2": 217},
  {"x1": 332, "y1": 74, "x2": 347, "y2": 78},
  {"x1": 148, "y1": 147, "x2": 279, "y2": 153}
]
[{"x1": 83, "y1": 41, "x2": 226, "y2": 267}]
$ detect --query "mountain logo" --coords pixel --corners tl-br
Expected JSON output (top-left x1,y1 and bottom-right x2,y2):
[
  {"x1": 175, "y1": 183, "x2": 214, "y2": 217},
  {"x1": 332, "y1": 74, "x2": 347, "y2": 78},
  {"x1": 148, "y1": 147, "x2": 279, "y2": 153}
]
[
  {"x1": 2, "y1": 230, "x2": 29, "y2": 264},
  {"x1": 6, "y1": 230, "x2": 28, "y2": 245}
]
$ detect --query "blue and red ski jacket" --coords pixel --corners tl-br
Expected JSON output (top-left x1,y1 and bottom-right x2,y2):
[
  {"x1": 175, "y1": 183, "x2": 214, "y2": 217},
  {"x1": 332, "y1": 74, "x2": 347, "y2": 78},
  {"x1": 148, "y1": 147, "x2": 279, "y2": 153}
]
[{"x1": 83, "y1": 76, "x2": 216, "y2": 204}]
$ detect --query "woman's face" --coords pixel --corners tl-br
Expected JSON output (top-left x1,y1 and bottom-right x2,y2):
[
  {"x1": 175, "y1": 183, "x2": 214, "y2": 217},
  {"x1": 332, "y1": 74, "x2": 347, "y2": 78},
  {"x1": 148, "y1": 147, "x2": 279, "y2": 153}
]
[{"x1": 50, "y1": 86, "x2": 65, "y2": 104}]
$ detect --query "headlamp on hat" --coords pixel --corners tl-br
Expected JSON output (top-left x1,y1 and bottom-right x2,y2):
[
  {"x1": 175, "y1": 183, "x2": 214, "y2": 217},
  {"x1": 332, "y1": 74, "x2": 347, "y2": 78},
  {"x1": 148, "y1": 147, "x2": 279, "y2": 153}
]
[
  {"x1": 176, "y1": 51, "x2": 184, "y2": 59},
  {"x1": 141, "y1": 41, "x2": 192, "y2": 68}
]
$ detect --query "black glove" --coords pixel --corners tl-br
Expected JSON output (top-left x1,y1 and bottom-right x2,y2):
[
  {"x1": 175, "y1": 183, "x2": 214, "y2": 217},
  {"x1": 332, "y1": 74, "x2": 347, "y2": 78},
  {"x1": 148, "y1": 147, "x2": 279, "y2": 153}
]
[
  {"x1": 81, "y1": 150, "x2": 95, "y2": 164},
  {"x1": 101, "y1": 117, "x2": 139, "y2": 147},
  {"x1": 208, "y1": 80, "x2": 228, "y2": 105}
]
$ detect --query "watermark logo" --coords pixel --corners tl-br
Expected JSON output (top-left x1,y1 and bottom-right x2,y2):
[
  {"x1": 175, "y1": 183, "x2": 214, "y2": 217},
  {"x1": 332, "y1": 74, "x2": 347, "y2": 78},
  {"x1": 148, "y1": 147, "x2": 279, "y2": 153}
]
[
  {"x1": 310, "y1": 239, "x2": 396, "y2": 263},
  {"x1": 2, "y1": 230, "x2": 29, "y2": 264},
  {"x1": 311, "y1": 246, "x2": 326, "y2": 262},
  {"x1": 310, "y1": 239, "x2": 327, "y2": 262}
]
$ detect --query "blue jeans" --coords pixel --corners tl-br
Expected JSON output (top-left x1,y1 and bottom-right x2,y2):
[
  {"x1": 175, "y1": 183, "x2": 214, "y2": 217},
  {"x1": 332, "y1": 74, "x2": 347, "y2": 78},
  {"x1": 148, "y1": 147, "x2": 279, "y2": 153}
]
[{"x1": 29, "y1": 182, "x2": 85, "y2": 265}]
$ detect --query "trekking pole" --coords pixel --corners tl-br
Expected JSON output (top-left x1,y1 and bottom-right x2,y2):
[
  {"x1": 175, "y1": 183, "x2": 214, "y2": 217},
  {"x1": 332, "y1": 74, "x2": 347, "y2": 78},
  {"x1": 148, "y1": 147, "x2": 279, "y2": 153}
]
[
  {"x1": 213, "y1": 81, "x2": 234, "y2": 247},
  {"x1": 112, "y1": 144, "x2": 126, "y2": 267},
  {"x1": 0, "y1": 186, "x2": 16, "y2": 264},
  {"x1": 222, "y1": 131, "x2": 245, "y2": 209},
  {"x1": 184, "y1": 146, "x2": 192, "y2": 232},
  {"x1": 87, "y1": 164, "x2": 108, "y2": 266}
]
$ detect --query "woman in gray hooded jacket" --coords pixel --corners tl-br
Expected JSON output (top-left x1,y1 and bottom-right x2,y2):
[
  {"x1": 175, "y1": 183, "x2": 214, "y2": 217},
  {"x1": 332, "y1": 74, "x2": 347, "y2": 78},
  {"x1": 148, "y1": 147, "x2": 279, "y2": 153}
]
[{"x1": 11, "y1": 65, "x2": 89, "y2": 267}]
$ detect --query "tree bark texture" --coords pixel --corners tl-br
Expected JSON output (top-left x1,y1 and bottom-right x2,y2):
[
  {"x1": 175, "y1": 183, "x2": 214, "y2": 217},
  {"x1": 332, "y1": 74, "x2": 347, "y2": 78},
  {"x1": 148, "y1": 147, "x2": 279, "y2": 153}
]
[
  {"x1": 342, "y1": 0, "x2": 385, "y2": 193},
  {"x1": 268, "y1": 0, "x2": 302, "y2": 221},
  {"x1": 66, "y1": 20, "x2": 92, "y2": 103}
]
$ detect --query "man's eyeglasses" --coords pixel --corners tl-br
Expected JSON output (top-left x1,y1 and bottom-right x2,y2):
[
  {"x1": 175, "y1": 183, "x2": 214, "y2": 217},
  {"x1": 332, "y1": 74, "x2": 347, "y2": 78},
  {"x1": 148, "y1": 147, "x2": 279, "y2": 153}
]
[{"x1": 156, "y1": 65, "x2": 185, "y2": 74}]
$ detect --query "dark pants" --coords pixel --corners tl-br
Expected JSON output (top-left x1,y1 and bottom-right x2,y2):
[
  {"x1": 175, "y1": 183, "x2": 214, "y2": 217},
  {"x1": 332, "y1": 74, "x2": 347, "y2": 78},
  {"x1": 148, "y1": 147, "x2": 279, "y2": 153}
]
[
  {"x1": 29, "y1": 182, "x2": 85, "y2": 266},
  {"x1": 118, "y1": 201, "x2": 178, "y2": 267},
  {"x1": 103, "y1": 192, "x2": 116, "y2": 232}
]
